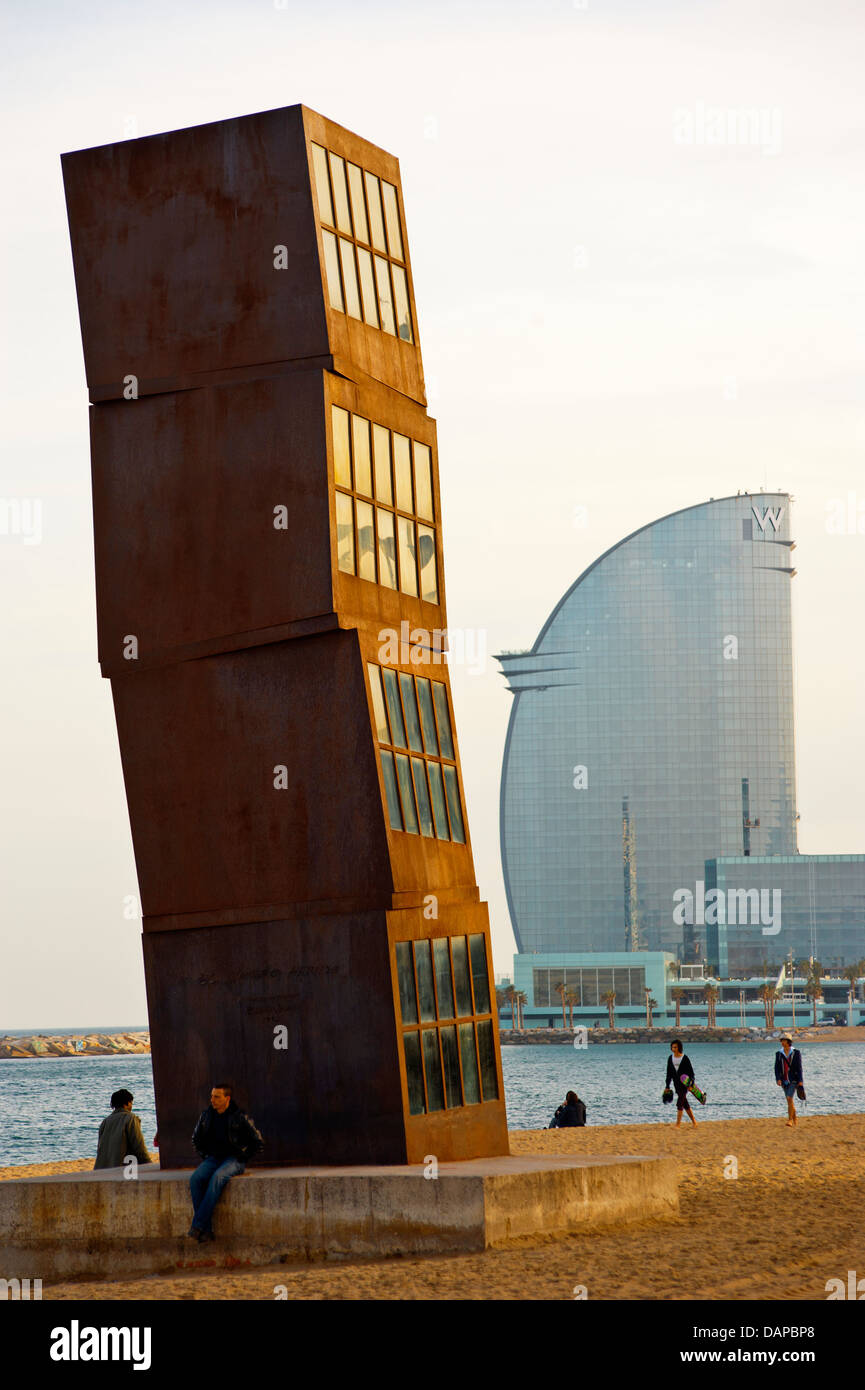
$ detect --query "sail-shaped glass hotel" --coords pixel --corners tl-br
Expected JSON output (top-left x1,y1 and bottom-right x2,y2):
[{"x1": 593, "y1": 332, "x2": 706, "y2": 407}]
[{"x1": 497, "y1": 494, "x2": 799, "y2": 961}]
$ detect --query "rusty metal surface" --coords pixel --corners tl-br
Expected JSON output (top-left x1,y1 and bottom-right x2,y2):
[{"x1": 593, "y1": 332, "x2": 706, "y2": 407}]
[{"x1": 64, "y1": 104, "x2": 509, "y2": 1167}]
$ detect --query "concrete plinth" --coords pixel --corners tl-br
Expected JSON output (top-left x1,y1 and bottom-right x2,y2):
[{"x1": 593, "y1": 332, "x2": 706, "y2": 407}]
[{"x1": 0, "y1": 1154, "x2": 676, "y2": 1283}]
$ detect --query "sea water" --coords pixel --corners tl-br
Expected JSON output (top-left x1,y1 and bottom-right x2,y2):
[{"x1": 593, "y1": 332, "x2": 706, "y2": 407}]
[
  {"x1": 1, "y1": 1042, "x2": 864, "y2": 1166},
  {"x1": 502, "y1": 1041, "x2": 865, "y2": 1129}
]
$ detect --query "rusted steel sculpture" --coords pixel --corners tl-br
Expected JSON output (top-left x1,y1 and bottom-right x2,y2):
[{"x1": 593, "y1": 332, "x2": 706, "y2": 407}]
[{"x1": 63, "y1": 105, "x2": 508, "y2": 1165}]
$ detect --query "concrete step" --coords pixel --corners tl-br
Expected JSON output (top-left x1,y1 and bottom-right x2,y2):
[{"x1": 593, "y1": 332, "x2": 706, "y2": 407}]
[{"x1": 0, "y1": 1154, "x2": 677, "y2": 1282}]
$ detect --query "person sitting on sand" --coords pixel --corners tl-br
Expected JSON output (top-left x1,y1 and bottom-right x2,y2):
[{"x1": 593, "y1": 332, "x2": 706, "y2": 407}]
[
  {"x1": 774, "y1": 1036, "x2": 803, "y2": 1127},
  {"x1": 188, "y1": 1083, "x2": 264, "y2": 1243},
  {"x1": 94, "y1": 1089, "x2": 153, "y2": 1169},
  {"x1": 666, "y1": 1040, "x2": 698, "y2": 1128},
  {"x1": 549, "y1": 1090, "x2": 587, "y2": 1127}
]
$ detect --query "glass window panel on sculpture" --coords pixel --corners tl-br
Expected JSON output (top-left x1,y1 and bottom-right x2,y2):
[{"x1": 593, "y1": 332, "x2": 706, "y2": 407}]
[
  {"x1": 440, "y1": 1026, "x2": 462, "y2": 1108},
  {"x1": 352, "y1": 415, "x2": 372, "y2": 496},
  {"x1": 391, "y1": 265, "x2": 413, "y2": 343},
  {"x1": 421, "y1": 1028, "x2": 445, "y2": 1112},
  {"x1": 468, "y1": 934, "x2": 491, "y2": 1013},
  {"x1": 367, "y1": 663, "x2": 390, "y2": 742},
  {"x1": 459, "y1": 1023, "x2": 481, "y2": 1104},
  {"x1": 413, "y1": 940, "x2": 436, "y2": 1023},
  {"x1": 381, "y1": 666, "x2": 406, "y2": 746},
  {"x1": 413, "y1": 443, "x2": 433, "y2": 520},
  {"x1": 432, "y1": 937, "x2": 455, "y2": 1019},
  {"x1": 364, "y1": 170, "x2": 387, "y2": 253},
  {"x1": 381, "y1": 181, "x2": 404, "y2": 258},
  {"x1": 476, "y1": 1021, "x2": 499, "y2": 1100},
  {"x1": 335, "y1": 491, "x2": 354, "y2": 574},
  {"x1": 394, "y1": 752, "x2": 419, "y2": 833},
  {"x1": 328, "y1": 152, "x2": 352, "y2": 235},
  {"x1": 399, "y1": 673, "x2": 423, "y2": 752},
  {"x1": 356, "y1": 248, "x2": 379, "y2": 327},
  {"x1": 418, "y1": 525, "x2": 438, "y2": 604},
  {"x1": 415, "y1": 678, "x2": 439, "y2": 755},
  {"x1": 395, "y1": 941, "x2": 418, "y2": 1025},
  {"x1": 411, "y1": 757, "x2": 434, "y2": 837},
  {"x1": 338, "y1": 238, "x2": 362, "y2": 320},
  {"x1": 331, "y1": 406, "x2": 352, "y2": 488},
  {"x1": 376, "y1": 507, "x2": 398, "y2": 589},
  {"x1": 427, "y1": 761, "x2": 450, "y2": 839},
  {"x1": 311, "y1": 144, "x2": 334, "y2": 225},
  {"x1": 403, "y1": 1031, "x2": 425, "y2": 1115},
  {"x1": 393, "y1": 433, "x2": 413, "y2": 512},
  {"x1": 355, "y1": 500, "x2": 376, "y2": 581},
  {"x1": 397, "y1": 516, "x2": 418, "y2": 597},
  {"x1": 442, "y1": 765, "x2": 465, "y2": 844},
  {"x1": 432, "y1": 683, "x2": 454, "y2": 758},
  {"x1": 380, "y1": 751, "x2": 403, "y2": 830},
  {"x1": 321, "y1": 231, "x2": 344, "y2": 312},
  {"x1": 346, "y1": 162, "x2": 369, "y2": 243},
  {"x1": 451, "y1": 937, "x2": 473, "y2": 1016},
  {"x1": 373, "y1": 425, "x2": 392, "y2": 504},
  {"x1": 374, "y1": 256, "x2": 397, "y2": 334}
]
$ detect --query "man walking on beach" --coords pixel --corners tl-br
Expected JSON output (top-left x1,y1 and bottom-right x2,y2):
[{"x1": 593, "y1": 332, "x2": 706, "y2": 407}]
[
  {"x1": 774, "y1": 1036, "x2": 803, "y2": 1127},
  {"x1": 188, "y1": 1083, "x2": 264, "y2": 1242},
  {"x1": 94, "y1": 1089, "x2": 153, "y2": 1170}
]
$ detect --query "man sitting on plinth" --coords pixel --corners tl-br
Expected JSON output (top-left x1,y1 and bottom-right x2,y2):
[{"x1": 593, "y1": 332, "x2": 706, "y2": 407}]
[{"x1": 188, "y1": 1083, "x2": 264, "y2": 1243}]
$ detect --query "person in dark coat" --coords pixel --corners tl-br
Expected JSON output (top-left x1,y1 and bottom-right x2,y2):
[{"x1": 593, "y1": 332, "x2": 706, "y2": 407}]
[
  {"x1": 666, "y1": 1039, "x2": 698, "y2": 1128},
  {"x1": 549, "y1": 1090, "x2": 587, "y2": 1127},
  {"x1": 774, "y1": 1035, "x2": 804, "y2": 1127},
  {"x1": 94, "y1": 1089, "x2": 153, "y2": 1169},
  {"x1": 188, "y1": 1083, "x2": 264, "y2": 1242}
]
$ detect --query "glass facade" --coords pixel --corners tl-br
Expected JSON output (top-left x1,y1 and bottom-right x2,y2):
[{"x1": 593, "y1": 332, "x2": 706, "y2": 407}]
[
  {"x1": 532, "y1": 964, "x2": 646, "y2": 1007},
  {"x1": 369, "y1": 663, "x2": 466, "y2": 843},
  {"x1": 333, "y1": 406, "x2": 437, "y2": 602},
  {"x1": 707, "y1": 855, "x2": 865, "y2": 975},
  {"x1": 312, "y1": 143, "x2": 413, "y2": 342},
  {"x1": 498, "y1": 495, "x2": 798, "y2": 958},
  {"x1": 395, "y1": 934, "x2": 498, "y2": 1113}
]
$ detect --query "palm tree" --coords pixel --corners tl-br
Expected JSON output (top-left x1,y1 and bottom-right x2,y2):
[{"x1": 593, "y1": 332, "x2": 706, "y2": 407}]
[
  {"x1": 841, "y1": 964, "x2": 861, "y2": 1020},
  {"x1": 757, "y1": 983, "x2": 775, "y2": 1029},
  {"x1": 804, "y1": 976, "x2": 823, "y2": 1026},
  {"x1": 514, "y1": 990, "x2": 527, "y2": 1031},
  {"x1": 703, "y1": 984, "x2": 719, "y2": 1029},
  {"x1": 554, "y1": 981, "x2": 567, "y2": 1029},
  {"x1": 565, "y1": 988, "x2": 580, "y2": 1029},
  {"x1": 503, "y1": 985, "x2": 517, "y2": 1029},
  {"x1": 647, "y1": 996, "x2": 658, "y2": 1028},
  {"x1": 603, "y1": 989, "x2": 616, "y2": 1029},
  {"x1": 672, "y1": 987, "x2": 685, "y2": 1030}
]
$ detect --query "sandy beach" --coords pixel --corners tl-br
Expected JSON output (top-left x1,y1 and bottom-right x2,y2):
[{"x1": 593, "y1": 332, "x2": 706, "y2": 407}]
[{"x1": 3, "y1": 1111, "x2": 863, "y2": 1300}]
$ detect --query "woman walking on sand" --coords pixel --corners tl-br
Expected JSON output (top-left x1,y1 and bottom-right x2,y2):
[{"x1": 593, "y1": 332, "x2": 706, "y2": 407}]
[
  {"x1": 666, "y1": 1039, "x2": 698, "y2": 1128},
  {"x1": 774, "y1": 1035, "x2": 804, "y2": 1127}
]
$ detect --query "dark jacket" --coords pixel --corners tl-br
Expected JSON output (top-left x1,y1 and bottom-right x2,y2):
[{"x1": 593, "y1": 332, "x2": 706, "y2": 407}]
[
  {"x1": 550, "y1": 1099, "x2": 587, "y2": 1128},
  {"x1": 192, "y1": 1100, "x2": 264, "y2": 1162},
  {"x1": 774, "y1": 1047, "x2": 803, "y2": 1085},
  {"x1": 666, "y1": 1054, "x2": 695, "y2": 1097},
  {"x1": 94, "y1": 1109, "x2": 152, "y2": 1169}
]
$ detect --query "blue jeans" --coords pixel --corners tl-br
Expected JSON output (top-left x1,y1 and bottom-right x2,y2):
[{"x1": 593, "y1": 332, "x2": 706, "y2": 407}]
[{"x1": 189, "y1": 1156, "x2": 245, "y2": 1232}]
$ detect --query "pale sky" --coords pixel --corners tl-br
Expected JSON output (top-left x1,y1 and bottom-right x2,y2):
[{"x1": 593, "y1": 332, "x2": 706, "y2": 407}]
[{"x1": 2, "y1": 0, "x2": 864, "y2": 1026}]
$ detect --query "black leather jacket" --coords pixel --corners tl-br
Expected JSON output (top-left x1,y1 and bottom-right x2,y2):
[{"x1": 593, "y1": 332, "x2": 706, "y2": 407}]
[{"x1": 192, "y1": 1101, "x2": 264, "y2": 1161}]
